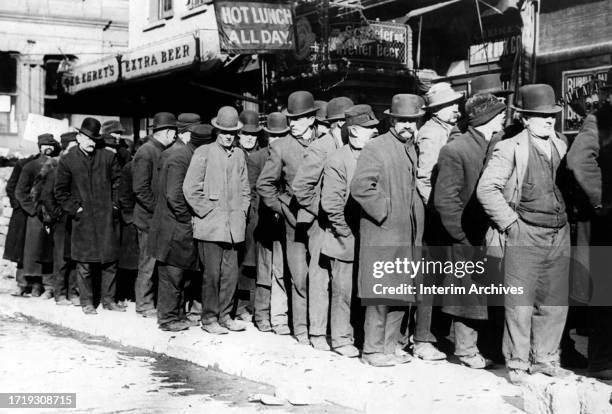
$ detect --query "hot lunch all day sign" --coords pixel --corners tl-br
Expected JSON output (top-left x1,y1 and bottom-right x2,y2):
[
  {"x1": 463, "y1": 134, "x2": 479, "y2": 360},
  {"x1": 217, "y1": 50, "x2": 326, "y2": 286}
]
[{"x1": 214, "y1": 0, "x2": 294, "y2": 53}]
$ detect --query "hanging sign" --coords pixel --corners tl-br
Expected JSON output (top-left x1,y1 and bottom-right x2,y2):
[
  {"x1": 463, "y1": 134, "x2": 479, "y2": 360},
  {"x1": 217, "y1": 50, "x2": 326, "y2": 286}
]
[
  {"x1": 63, "y1": 56, "x2": 119, "y2": 94},
  {"x1": 214, "y1": 0, "x2": 294, "y2": 53},
  {"x1": 562, "y1": 65, "x2": 611, "y2": 134}
]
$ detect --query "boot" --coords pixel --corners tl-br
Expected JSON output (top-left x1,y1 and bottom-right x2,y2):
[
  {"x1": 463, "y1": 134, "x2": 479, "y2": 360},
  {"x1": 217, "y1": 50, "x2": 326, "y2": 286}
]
[
  {"x1": 31, "y1": 283, "x2": 43, "y2": 297},
  {"x1": 41, "y1": 288, "x2": 54, "y2": 300},
  {"x1": 10, "y1": 286, "x2": 28, "y2": 297}
]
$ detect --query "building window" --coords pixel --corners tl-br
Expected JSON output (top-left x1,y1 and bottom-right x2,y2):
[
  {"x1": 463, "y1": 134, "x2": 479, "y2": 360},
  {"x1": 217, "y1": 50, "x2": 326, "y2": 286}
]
[
  {"x1": 186, "y1": 0, "x2": 211, "y2": 11},
  {"x1": 0, "y1": 95, "x2": 18, "y2": 135},
  {"x1": 150, "y1": 0, "x2": 173, "y2": 21},
  {"x1": 0, "y1": 54, "x2": 17, "y2": 134}
]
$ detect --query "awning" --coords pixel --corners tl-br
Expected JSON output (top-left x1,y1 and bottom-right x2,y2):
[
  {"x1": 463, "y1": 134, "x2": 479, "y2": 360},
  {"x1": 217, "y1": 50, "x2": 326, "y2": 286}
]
[{"x1": 62, "y1": 30, "x2": 224, "y2": 95}]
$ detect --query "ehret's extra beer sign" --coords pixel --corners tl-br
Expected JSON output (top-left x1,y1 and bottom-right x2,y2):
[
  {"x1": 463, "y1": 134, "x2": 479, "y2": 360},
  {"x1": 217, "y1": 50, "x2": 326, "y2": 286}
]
[{"x1": 214, "y1": 1, "x2": 294, "y2": 53}]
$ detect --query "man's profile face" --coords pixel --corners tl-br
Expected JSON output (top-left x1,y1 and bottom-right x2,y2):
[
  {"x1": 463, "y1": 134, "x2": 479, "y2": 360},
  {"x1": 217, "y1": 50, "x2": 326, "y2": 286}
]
[
  {"x1": 289, "y1": 115, "x2": 315, "y2": 137},
  {"x1": 435, "y1": 103, "x2": 461, "y2": 125}
]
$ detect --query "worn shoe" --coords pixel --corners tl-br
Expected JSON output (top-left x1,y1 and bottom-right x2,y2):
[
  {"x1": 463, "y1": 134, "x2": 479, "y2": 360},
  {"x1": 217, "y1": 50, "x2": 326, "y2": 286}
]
[
  {"x1": 140, "y1": 309, "x2": 157, "y2": 318},
  {"x1": 412, "y1": 342, "x2": 447, "y2": 361},
  {"x1": 393, "y1": 348, "x2": 413, "y2": 364},
  {"x1": 274, "y1": 325, "x2": 291, "y2": 335},
  {"x1": 589, "y1": 368, "x2": 612, "y2": 380},
  {"x1": 361, "y1": 353, "x2": 397, "y2": 367},
  {"x1": 256, "y1": 320, "x2": 272, "y2": 332},
  {"x1": 41, "y1": 289, "x2": 54, "y2": 300},
  {"x1": 31, "y1": 285, "x2": 43, "y2": 297},
  {"x1": 103, "y1": 303, "x2": 127, "y2": 312},
  {"x1": 310, "y1": 336, "x2": 331, "y2": 351},
  {"x1": 180, "y1": 317, "x2": 199, "y2": 327},
  {"x1": 55, "y1": 297, "x2": 72, "y2": 306},
  {"x1": 236, "y1": 312, "x2": 253, "y2": 322},
  {"x1": 160, "y1": 321, "x2": 190, "y2": 332},
  {"x1": 508, "y1": 369, "x2": 529, "y2": 385},
  {"x1": 529, "y1": 362, "x2": 573, "y2": 378},
  {"x1": 295, "y1": 333, "x2": 310, "y2": 345},
  {"x1": 70, "y1": 296, "x2": 80, "y2": 306},
  {"x1": 220, "y1": 318, "x2": 247, "y2": 332},
  {"x1": 201, "y1": 322, "x2": 229, "y2": 335},
  {"x1": 82, "y1": 305, "x2": 97, "y2": 315},
  {"x1": 458, "y1": 353, "x2": 492, "y2": 369},
  {"x1": 117, "y1": 300, "x2": 128, "y2": 309},
  {"x1": 334, "y1": 344, "x2": 360, "y2": 358},
  {"x1": 10, "y1": 286, "x2": 28, "y2": 297}
]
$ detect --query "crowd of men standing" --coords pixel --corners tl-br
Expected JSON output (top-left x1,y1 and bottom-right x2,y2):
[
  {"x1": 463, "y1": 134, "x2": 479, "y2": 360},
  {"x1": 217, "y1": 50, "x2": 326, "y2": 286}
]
[{"x1": 5, "y1": 70, "x2": 612, "y2": 384}]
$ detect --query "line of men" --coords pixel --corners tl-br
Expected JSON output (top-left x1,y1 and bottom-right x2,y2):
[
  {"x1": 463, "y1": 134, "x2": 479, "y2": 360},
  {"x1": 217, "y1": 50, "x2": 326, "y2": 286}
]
[{"x1": 5, "y1": 71, "x2": 612, "y2": 382}]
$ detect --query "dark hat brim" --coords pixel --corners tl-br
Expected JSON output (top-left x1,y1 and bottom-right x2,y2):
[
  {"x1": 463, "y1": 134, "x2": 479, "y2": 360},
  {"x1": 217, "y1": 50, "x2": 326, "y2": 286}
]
[
  {"x1": 348, "y1": 119, "x2": 380, "y2": 128},
  {"x1": 326, "y1": 115, "x2": 346, "y2": 122},
  {"x1": 153, "y1": 123, "x2": 178, "y2": 132},
  {"x1": 425, "y1": 95, "x2": 463, "y2": 110},
  {"x1": 263, "y1": 126, "x2": 290, "y2": 134},
  {"x1": 240, "y1": 125, "x2": 263, "y2": 133},
  {"x1": 77, "y1": 128, "x2": 102, "y2": 140},
  {"x1": 383, "y1": 109, "x2": 426, "y2": 119},
  {"x1": 511, "y1": 104, "x2": 563, "y2": 114},
  {"x1": 211, "y1": 118, "x2": 243, "y2": 131},
  {"x1": 283, "y1": 107, "x2": 319, "y2": 118}
]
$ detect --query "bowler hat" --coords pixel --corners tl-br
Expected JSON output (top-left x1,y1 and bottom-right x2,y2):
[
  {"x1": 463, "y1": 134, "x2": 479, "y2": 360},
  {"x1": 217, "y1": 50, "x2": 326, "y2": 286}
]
[
  {"x1": 239, "y1": 110, "x2": 262, "y2": 133},
  {"x1": 177, "y1": 113, "x2": 201, "y2": 133},
  {"x1": 60, "y1": 131, "x2": 77, "y2": 147},
  {"x1": 345, "y1": 104, "x2": 379, "y2": 128},
  {"x1": 191, "y1": 124, "x2": 215, "y2": 146},
  {"x1": 511, "y1": 84, "x2": 562, "y2": 114},
  {"x1": 284, "y1": 91, "x2": 318, "y2": 118},
  {"x1": 77, "y1": 117, "x2": 102, "y2": 140},
  {"x1": 326, "y1": 97, "x2": 354, "y2": 121},
  {"x1": 384, "y1": 94, "x2": 426, "y2": 118},
  {"x1": 314, "y1": 100, "x2": 328, "y2": 123},
  {"x1": 152, "y1": 112, "x2": 177, "y2": 131},
  {"x1": 38, "y1": 133, "x2": 57, "y2": 146},
  {"x1": 470, "y1": 74, "x2": 511, "y2": 96},
  {"x1": 425, "y1": 82, "x2": 463, "y2": 109},
  {"x1": 263, "y1": 112, "x2": 290, "y2": 134},
  {"x1": 211, "y1": 106, "x2": 243, "y2": 131},
  {"x1": 101, "y1": 120, "x2": 126, "y2": 135}
]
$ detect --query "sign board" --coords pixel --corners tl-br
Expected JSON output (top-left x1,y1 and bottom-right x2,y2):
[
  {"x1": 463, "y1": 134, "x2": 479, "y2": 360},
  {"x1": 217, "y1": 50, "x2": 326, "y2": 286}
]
[
  {"x1": 121, "y1": 34, "x2": 197, "y2": 80},
  {"x1": 22, "y1": 114, "x2": 69, "y2": 143},
  {"x1": 469, "y1": 35, "x2": 521, "y2": 66},
  {"x1": 329, "y1": 21, "x2": 411, "y2": 68},
  {"x1": 63, "y1": 56, "x2": 119, "y2": 94},
  {"x1": 562, "y1": 65, "x2": 611, "y2": 134},
  {"x1": 214, "y1": 0, "x2": 294, "y2": 53}
]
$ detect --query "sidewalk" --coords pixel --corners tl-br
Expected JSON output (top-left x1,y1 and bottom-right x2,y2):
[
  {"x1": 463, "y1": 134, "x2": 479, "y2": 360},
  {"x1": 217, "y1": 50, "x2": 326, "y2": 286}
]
[{"x1": 0, "y1": 275, "x2": 609, "y2": 414}]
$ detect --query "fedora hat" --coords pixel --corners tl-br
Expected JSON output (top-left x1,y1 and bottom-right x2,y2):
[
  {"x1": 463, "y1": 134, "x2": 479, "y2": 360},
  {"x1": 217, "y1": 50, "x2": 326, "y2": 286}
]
[
  {"x1": 425, "y1": 82, "x2": 463, "y2": 109},
  {"x1": 152, "y1": 112, "x2": 177, "y2": 131},
  {"x1": 314, "y1": 100, "x2": 328, "y2": 122},
  {"x1": 38, "y1": 133, "x2": 57, "y2": 146},
  {"x1": 326, "y1": 97, "x2": 354, "y2": 121},
  {"x1": 511, "y1": 84, "x2": 562, "y2": 114},
  {"x1": 191, "y1": 124, "x2": 215, "y2": 146},
  {"x1": 77, "y1": 117, "x2": 102, "y2": 140},
  {"x1": 284, "y1": 91, "x2": 318, "y2": 118},
  {"x1": 211, "y1": 106, "x2": 243, "y2": 131},
  {"x1": 384, "y1": 94, "x2": 426, "y2": 118},
  {"x1": 470, "y1": 74, "x2": 511, "y2": 96},
  {"x1": 177, "y1": 113, "x2": 201, "y2": 133},
  {"x1": 60, "y1": 131, "x2": 77, "y2": 147},
  {"x1": 101, "y1": 120, "x2": 125, "y2": 135},
  {"x1": 345, "y1": 104, "x2": 379, "y2": 128},
  {"x1": 239, "y1": 110, "x2": 262, "y2": 133},
  {"x1": 264, "y1": 112, "x2": 290, "y2": 134}
]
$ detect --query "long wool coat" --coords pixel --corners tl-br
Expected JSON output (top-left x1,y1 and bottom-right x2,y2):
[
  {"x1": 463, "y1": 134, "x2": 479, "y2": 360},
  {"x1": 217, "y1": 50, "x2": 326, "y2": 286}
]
[
  {"x1": 55, "y1": 147, "x2": 121, "y2": 263},
  {"x1": 350, "y1": 130, "x2": 424, "y2": 302},
  {"x1": 148, "y1": 140, "x2": 198, "y2": 270},
  {"x1": 183, "y1": 142, "x2": 250, "y2": 244},
  {"x1": 433, "y1": 126, "x2": 500, "y2": 320},
  {"x1": 16, "y1": 154, "x2": 53, "y2": 270},
  {"x1": 133, "y1": 136, "x2": 166, "y2": 232},
  {"x1": 117, "y1": 161, "x2": 139, "y2": 270},
  {"x1": 3, "y1": 155, "x2": 35, "y2": 263}
]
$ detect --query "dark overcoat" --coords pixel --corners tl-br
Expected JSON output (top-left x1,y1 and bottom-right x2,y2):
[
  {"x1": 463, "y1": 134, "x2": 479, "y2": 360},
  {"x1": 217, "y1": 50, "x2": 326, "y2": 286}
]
[
  {"x1": 148, "y1": 140, "x2": 198, "y2": 270},
  {"x1": 55, "y1": 147, "x2": 121, "y2": 263},
  {"x1": 16, "y1": 154, "x2": 53, "y2": 269},
  {"x1": 117, "y1": 161, "x2": 139, "y2": 270},
  {"x1": 350, "y1": 129, "x2": 425, "y2": 302},
  {"x1": 251, "y1": 148, "x2": 284, "y2": 248},
  {"x1": 243, "y1": 147, "x2": 266, "y2": 266},
  {"x1": 133, "y1": 137, "x2": 166, "y2": 232},
  {"x1": 433, "y1": 126, "x2": 500, "y2": 320},
  {"x1": 40, "y1": 158, "x2": 72, "y2": 263},
  {"x1": 3, "y1": 155, "x2": 35, "y2": 263}
]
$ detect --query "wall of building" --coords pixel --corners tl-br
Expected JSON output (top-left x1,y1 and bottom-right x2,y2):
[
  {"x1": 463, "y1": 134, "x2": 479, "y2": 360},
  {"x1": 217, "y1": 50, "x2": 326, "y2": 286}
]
[{"x1": 0, "y1": 0, "x2": 128, "y2": 155}]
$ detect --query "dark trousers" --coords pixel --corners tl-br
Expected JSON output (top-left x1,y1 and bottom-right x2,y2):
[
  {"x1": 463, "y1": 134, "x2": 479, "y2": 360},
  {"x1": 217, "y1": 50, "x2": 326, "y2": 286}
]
[
  {"x1": 76, "y1": 261, "x2": 118, "y2": 307},
  {"x1": 588, "y1": 307, "x2": 612, "y2": 371},
  {"x1": 198, "y1": 241, "x2": 239, "y2": 325},
  {"x1": 414, "y1": 304, "x2": 436, "y2": 343},
  {"x1": 54, "y1": 260, "x2": 77, "y2": 301},
  {"x1": 503, "y1": 220, "x2": 570, "y2": 370},
  {"x1": 285, "y1": 223, "x2": 308, "y2": 337},
  {"x1": 363, "y1": 305, "x2": 405, "y2": 355},
  {"x1": 157, "y1": 262, "x2": 186, "y2": 326},
  {"x1": 135, "y1": 229, "x2": 157, "y2": 312}
]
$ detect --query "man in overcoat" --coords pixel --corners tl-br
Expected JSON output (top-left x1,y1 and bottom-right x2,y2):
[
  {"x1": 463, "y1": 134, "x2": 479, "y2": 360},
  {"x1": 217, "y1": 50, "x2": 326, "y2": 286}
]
[
  {"x1": 55, "y1": 117, "x2": 123, "y2": 315},
  {"x1": 133, "y1": 112, "x2": 177, "y2": 317},
  {"x1": 350, "y1": 97, "x2": 424, "y2": 367},
  {"x1": 256, "y1": 91, "x2": 320, "y2": 345},
  {"x1": 292, "y1": 96, "x2": 354, "y2": 350},
  {"x1": 183, "y1": 106, "x2": 250, "y2": 335},
  {"x1": 433, "y1": 93, "x2": 507, "y2": 369},
  {"x1": 149, "y1": 124, "x2": 212, "y2": 332},
  {"x1": 477, "y1": 84, "x2": 572, "y2": 383},
  {"x1": 15, "y1": 133, "x2": 61, "y2": 298}
]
